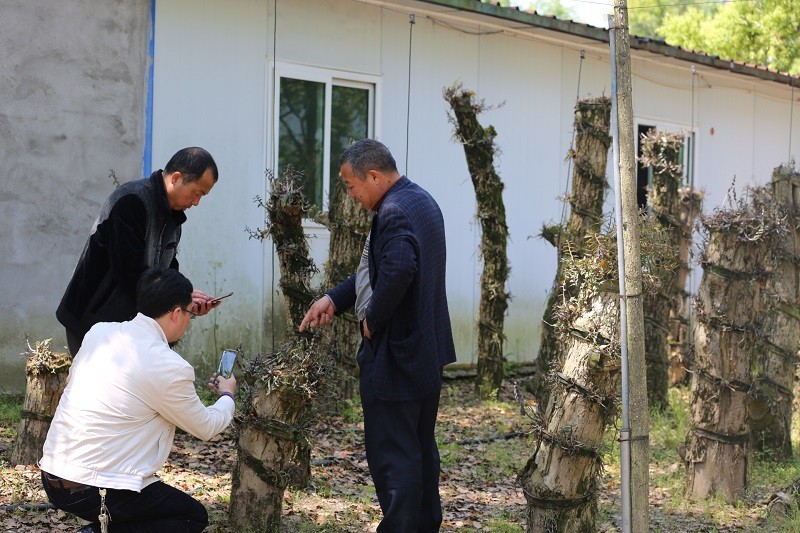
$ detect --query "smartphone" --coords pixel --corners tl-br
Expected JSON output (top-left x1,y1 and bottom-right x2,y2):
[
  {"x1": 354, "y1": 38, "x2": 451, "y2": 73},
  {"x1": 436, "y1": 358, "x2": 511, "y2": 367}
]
[
  {"x1": 208, "y1": 292, "x2": 233, "y2": 305},
  {"x1": 217, "y1": 349, "x2": 238, "y2": 378}
]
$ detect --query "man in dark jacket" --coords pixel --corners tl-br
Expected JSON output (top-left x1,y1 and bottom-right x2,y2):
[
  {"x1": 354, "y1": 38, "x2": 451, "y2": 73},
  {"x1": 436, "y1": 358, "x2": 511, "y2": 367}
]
[
  {"x1": 57, "y1": 147, "x2": 222, "y2": 355},
  {"x1": 300, "y1": 139, "x2": 456, "y2": 531}
]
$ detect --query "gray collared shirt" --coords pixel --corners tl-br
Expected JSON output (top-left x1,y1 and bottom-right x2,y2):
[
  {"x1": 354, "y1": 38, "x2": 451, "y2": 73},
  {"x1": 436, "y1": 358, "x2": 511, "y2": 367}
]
[{"x1": 355, "y1": 232, "x2": 372, "y2": 321}]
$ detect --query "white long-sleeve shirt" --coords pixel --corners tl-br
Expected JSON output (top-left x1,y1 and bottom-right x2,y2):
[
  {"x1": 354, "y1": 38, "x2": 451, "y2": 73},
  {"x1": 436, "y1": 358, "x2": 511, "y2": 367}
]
[{"x1": 40, "y1": 313, "x2": 234, "y2": 492}]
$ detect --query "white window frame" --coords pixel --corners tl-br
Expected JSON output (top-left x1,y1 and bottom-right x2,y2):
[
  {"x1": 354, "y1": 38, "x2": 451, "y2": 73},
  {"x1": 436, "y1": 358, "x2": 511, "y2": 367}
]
[{"x1": 271, "y1": 62, "x2": 381, "y2": 226}]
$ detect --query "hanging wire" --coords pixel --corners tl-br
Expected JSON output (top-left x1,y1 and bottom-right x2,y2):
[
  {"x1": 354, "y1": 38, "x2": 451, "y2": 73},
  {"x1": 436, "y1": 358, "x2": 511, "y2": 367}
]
[
  {"x1": 559, "y1": 49, "x2": 586, "y2": 227},
  {"x1": 690, "y1": 65, "x2": 696, "y2": 188},
  {"x1": 270, "y1": 0, "x2": 278, "y2": 352},
  {"x1": 686, "y1": 65, "x2": 697, "y2": 346},
  {"x1": 405, "y1": 13, "x2": 415, "y2": 174},
  {"x1": 790, "y1": 79, "x2": 795, "y2": 163},
  {"x1": 623, "y1": 0, "x2": 756, "y2": 9}
]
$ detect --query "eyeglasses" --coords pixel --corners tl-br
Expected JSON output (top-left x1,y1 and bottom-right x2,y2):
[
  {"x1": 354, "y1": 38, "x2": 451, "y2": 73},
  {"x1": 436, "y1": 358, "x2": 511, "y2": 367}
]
[{"x1": 183, "y1": 306, "x2": 198, "y2": 317}]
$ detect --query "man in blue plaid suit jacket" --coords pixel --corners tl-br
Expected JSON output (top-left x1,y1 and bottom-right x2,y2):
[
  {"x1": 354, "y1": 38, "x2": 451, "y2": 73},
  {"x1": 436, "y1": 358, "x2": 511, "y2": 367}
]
[{"x1": 300, "y1": 139, "x2": 456, "y2": 531}]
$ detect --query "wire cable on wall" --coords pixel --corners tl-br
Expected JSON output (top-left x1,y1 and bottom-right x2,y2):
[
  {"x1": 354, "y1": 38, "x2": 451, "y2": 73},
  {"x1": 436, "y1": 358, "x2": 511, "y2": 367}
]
[
  {"x1": 270, "y1": 0, "x2": 278, "y2": 352},
  {"x1": 686, "y1": 65, "x2": 697, "y2": 345},
  {"x1": 690, "y1": 65, "x2": 696, "y2": 188},
  {"x1": 559, "y1": 49, "x2": 587, "y2": 228},
  {"x1": 790, "y1": 79, "x2": 795, "y2": 164},
  {"x1": 405, "y1": 13, "x2": 415, "y2": 174}
]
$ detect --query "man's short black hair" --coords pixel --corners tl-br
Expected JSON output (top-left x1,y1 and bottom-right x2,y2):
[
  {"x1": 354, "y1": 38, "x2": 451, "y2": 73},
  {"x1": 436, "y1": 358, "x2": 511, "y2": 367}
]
[
  {"x1": 136, "y1": 267, "x2": 193, "y2": 319},
  {"x1": 339, "y1": 139, "x2": 398, "y2": 180},
  {"x1": 164, "y1": 147, "x2": 219, "y2": 184}
]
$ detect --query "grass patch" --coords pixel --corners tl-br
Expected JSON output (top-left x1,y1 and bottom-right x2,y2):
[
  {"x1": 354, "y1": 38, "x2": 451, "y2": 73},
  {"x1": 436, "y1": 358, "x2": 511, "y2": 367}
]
[
  {"x1": 339, "y1": 398, "x2": 363, "y2": 424},
  {"x1": 484, "y1": 519, "x2": 524, "y2": 532},
  {"x1": 0, "y1": 395, "x2": 22, "y2": 427}
]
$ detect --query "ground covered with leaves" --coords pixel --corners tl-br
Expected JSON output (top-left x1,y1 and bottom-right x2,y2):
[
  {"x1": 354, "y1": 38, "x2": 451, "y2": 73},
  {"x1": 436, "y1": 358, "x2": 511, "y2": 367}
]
[{"x1": 1, "y1": 379, "x2": 798, "y2": 531}]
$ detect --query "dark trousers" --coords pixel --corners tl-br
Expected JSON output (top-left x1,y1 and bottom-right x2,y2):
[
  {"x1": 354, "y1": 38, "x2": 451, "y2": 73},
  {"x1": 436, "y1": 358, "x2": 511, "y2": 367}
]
[
  {"x1": 42, "y1": 471, "x2": 208, "y2": 532},
  {"x1": 359, "y1": 346, "x2": 443, "y2": 532}
]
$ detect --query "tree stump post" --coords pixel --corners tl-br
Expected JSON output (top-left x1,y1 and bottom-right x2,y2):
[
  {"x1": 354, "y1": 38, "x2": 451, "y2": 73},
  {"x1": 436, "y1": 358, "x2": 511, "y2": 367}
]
[
  {"x1": 445, "y1": 83, "x2": 511, "y2": 400},
  {"x1": 230, "y1": 340, "x2": 323, "y2": 532},
  {"x1": 640, "y1": 130, "x2": 702, "y2": 408},
  {"x1": 233, "y1": 167, "x2": 330, "y2": 530},
  {"x1": 685, "y1": 187, "x2": 779, "y2": 501},
  {"x1": 11, "y1": 339, "x2": 71, "y2": 465},
  {"x1": 749, "y1": 165, "x2": 800, "y2": 458},
  {"x1": 531, "y1": 97, "x2": 611, "y2": 411},
  {"x1": 668, "y1": 186, "x2": 703, "y2": 385},
  {"x1": 519, "y1": 289, "x2": 620, "y2": 532},
  {"x1": 317, "y1": 180, "x2": 370, "y2": 407},
  {"x1": 519, "y1": 214, "x2": 674, "y2": 530}
]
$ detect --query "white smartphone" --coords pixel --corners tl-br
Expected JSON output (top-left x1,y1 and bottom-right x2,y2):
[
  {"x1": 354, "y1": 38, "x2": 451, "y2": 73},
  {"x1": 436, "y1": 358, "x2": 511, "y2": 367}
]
[{"x1": 217, "y1": 349, "x2": 238, "y2": 378}]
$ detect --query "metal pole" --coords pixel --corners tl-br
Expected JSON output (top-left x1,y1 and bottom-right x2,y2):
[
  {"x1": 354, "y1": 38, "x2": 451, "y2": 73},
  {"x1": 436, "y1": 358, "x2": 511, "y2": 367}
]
[{"x1": 608, "y1": 15, "x2": 631, "y2": 533}]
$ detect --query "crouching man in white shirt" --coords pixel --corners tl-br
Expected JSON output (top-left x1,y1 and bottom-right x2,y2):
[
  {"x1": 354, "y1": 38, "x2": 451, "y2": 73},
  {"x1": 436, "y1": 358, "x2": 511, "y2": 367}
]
[{"x1": 40, "y1": 266, "x2": 236, "y2": 532}]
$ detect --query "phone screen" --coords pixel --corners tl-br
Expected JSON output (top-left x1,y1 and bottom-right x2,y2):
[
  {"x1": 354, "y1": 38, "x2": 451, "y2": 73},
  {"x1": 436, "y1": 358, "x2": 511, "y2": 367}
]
[{"x1": 217, "y1": 349, "x2": 237, "y2": 378}]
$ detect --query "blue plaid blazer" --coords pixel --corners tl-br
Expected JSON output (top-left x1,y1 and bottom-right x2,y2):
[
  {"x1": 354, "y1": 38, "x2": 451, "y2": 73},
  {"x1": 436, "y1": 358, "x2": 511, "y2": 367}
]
[{"x1": 327, "y1": 177, "x2": 456, "y2": 401}]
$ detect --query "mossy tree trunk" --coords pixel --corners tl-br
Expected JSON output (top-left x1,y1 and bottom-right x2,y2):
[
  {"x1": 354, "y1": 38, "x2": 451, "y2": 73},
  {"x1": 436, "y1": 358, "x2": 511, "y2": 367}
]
[
  {"x1": 231, "y1": 339, "x2": 326, "y2": 532},
  {"x1": 750, "y1": 165, "x2": 800, "y2": 459},
  {"x1": 531, "y1": 97, "x2": 611, "y2": 411},
  {"x1": 317, "y1": 180, "x2": 371, "y2": 406},
  {"x1": 519, "y1": 292, "x2": 619, "y2": 532},
  {"x1": 264, "y1": 168, "x2": 317, "y2": 329},
  {"x1": 232, "y1": 167, "x2": 324, "y2": 531},
  {"x1": 685, "y1": 188, "x2": 779, "y2": 501},
  {"x1": 519, "y1": 214, "x2": 674, "y2": 530},
  {"x1": 668, "y1": 186, "x2": 703, "y2": 385},
  {"x1": 519, "y1": 239, "x2": 621, "y2": 532},
  {"x1": 12, "y1": 340, "x2": 71, "y2": 465},
  {"x1": 445, "y1": 83, "x2": 510, "y2": 400},
  {"x1": 640, "y1": 130, "x2": 702, "y2": 410}
]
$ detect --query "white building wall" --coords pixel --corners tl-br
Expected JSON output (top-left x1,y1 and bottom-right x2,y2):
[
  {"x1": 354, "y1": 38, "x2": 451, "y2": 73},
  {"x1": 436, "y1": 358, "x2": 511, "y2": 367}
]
[
  {"x1": 150, "y1": 0, "x2": 800, "y2": 370},
  {"x1": 5, "y1": 0, "x2": 796, "y2": 392},
  {"x1": 151, "y1": 0, "x2": 273, "y2": 366}
]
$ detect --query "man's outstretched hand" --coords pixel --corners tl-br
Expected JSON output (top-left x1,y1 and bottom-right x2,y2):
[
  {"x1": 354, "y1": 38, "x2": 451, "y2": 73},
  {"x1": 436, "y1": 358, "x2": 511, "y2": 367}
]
[
  {"x1": 299, "y1": 295, "x2": 335, "y2": 332},
  {"x1": 190, "y1": 289, "x2": 224, "y2": 316}
]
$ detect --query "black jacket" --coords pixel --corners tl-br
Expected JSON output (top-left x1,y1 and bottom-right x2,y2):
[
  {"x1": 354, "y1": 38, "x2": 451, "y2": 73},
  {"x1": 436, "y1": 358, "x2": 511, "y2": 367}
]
[{"x1": 56, "y1": 170, "x2": 186, "y2": 340}]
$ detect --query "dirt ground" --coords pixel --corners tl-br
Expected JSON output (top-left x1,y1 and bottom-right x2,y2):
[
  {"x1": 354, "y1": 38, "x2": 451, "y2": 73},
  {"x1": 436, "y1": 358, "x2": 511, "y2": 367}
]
[{"x1": 0, "y1": 378, "x2": 792, "y2": 532}]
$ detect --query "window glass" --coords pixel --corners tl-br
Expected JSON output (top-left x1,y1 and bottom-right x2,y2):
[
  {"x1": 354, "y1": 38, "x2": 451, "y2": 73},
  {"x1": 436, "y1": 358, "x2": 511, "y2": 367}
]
[
  {"x1": 274, "y1": 66, "x2": 376, "y2": 218},
  {"x1": 278, "y1": 78, "x2": 325, "y2": 209},
  {"x1": 330, "y1": 85, "x2": 370, "y2": 197}
]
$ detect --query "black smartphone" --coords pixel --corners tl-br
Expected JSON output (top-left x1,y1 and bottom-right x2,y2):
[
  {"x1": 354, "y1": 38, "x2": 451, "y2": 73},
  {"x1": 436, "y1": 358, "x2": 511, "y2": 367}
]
[
  {"x1": 208, "y1": 292, "x2": 233, "y2": 305},
  {"x1": 217, "y1": 349, "x2": 238, "y2": 378}
]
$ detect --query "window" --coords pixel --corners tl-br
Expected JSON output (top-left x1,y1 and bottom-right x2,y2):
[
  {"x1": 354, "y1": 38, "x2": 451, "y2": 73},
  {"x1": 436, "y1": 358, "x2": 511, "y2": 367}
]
[
  {"x1": 274, "y1": 64, "x2": 377, "y2": 215},
  {"x1": 636, "y1": 123, "x2": 695, "y2": 209}
]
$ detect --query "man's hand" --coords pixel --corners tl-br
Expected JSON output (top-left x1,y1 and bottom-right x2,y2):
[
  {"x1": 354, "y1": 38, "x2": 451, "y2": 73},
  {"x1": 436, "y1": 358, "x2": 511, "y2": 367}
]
[
  {"x1": 299, "y1": 295, "x2": 335, "y2": 332},
  {"x1": 209, "y1": 372, "x2": 237, "y2": 395},
  {"x1": 190, "y1": 289, "x2": 223, "y2": 316},
  {"x1": 362, "y1": 318, "x2": 372, "y2": 340}
]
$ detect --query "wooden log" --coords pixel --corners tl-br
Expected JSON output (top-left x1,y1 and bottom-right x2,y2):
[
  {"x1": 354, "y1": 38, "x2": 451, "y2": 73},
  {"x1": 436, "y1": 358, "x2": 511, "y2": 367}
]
[
  {"x1": 520, "y1": 290, "x2": 620, "y2": 532},
  {"x1": 530, "y1": 96, "x2": 611, "y2": 410},
  {"x1": 11, "y1": 340, "x2": 71, "y2": 465},
  {"x1": 750, "y1": 165, "x2": 800, "y2": 458},
  {"x1": 230, "y1": 346, "x2": 313, "y2": 532},
  {"x1": 444, "y1": 83, "x2": 511, "y2": 400},
  {"x1": 640, "y1": 130, "x2": 703, "y2": 398},
  {"x1": 317, "y1": 180, "x2": 370, "y2": 406},
  {"x1": 232, "y1": 167, "x2": 329, "y2": 531},
  {"x1": 685, "y1": 188, "x2": 777, "y2": 501}
]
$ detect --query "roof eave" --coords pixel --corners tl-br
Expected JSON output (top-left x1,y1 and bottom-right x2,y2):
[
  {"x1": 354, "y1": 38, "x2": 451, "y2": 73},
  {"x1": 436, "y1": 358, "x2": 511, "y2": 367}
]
[{"x1": 415, "y1": 0, "x2": 797, "y2": 86}]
